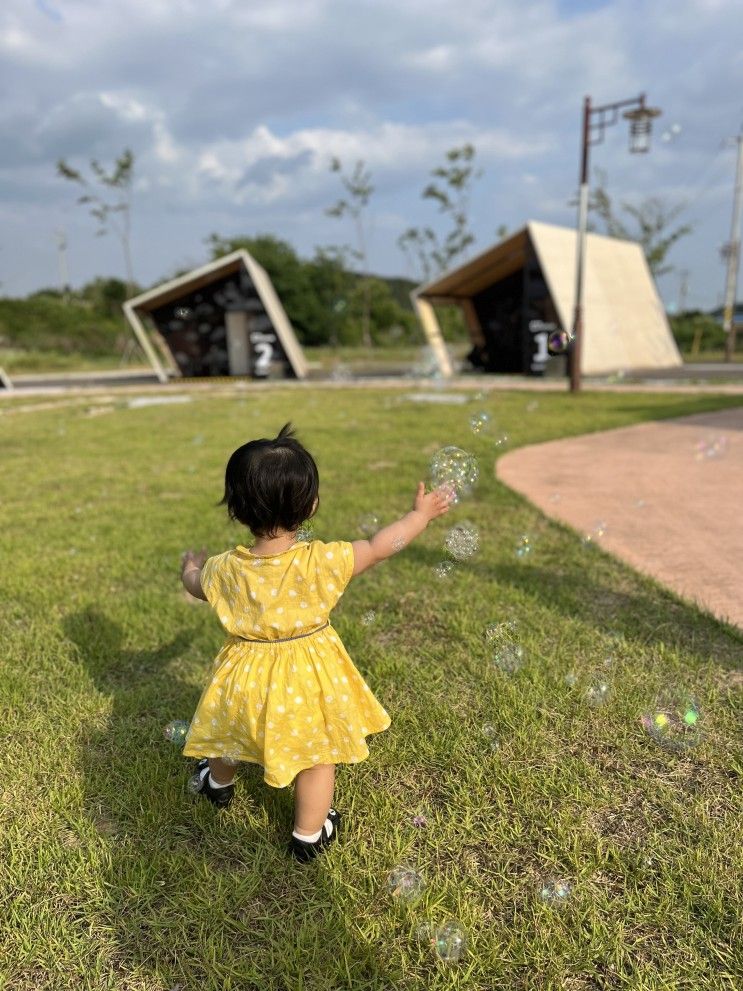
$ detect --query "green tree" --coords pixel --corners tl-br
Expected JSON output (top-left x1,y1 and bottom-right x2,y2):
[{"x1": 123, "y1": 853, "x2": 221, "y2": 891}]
[
  {"x1": 57, "y1": 150, "x2": 136, "y2": 295},
  {"x1": 398, "y1": 143, "x2": 482, "y2": 281},
  {"x1": 585, "y1": 168, "x2": 692, "y2": 278},
  {"x1": 326, "y1": 158, "x2": 375, "y2": 347},
  {"x1": 80, "y1": 277, "x2": 133, "y2": 318},
  {"x1": 207, "y1": 234, "x2": 329, "y2": 346}
]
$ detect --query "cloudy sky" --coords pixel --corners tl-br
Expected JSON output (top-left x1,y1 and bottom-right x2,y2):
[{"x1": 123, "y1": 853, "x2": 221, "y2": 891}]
[{"x1": 1, "y1": 0, "x2": 741, "y2": 309}]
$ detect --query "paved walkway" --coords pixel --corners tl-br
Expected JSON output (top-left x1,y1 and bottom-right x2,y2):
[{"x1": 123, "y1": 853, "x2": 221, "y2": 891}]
[{"x1": 496, "y1": 407, "x2": 743, "y2": 631}]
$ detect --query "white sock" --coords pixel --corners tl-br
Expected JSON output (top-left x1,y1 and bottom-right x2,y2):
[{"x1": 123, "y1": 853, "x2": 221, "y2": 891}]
[
  {"x1": 293, "y1": 817, "x2": 333, "y2": 844},
  {"x1": 208, "y1": 772, "x2": 234, "y2": 789}
]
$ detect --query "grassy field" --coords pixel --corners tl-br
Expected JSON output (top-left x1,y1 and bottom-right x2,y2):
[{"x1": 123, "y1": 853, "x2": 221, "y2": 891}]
[{"x1": 1, "y1": 386, "x2": 741, "y2": 991}]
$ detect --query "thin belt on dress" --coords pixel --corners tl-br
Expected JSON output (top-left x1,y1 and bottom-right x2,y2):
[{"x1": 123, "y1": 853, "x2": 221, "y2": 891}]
[{"x1": 235, "y1": 621, "x2": 329, "y2": 644}]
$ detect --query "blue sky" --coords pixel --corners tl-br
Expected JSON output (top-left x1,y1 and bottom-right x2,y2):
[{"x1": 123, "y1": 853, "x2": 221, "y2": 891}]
[{"x1": 1, "y1": 0, "x2": 741, "y2": 310}]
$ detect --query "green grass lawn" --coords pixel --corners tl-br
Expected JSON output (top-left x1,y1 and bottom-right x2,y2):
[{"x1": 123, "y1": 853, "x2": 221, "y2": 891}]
[{"x1": 1, "y1": 387, "x2": 741, "y2": 991}]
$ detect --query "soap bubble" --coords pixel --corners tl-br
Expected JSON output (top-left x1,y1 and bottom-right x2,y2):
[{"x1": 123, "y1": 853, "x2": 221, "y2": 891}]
[
  {"x1": 192, "y1": 434, "x2": 204, "y2": 446},
  {"x1": 444, "y1": 521, "x2": 480, "y2": 560},
  {"x1": 386, "y1": 866, "x2": 425, "y2": 903},
  {"x1": 515, "y1": 534, "x2": 532, "y2": 558},
  {"x1": 485, "y1": 622, "x2": 524, "y2": 674},
  {"x1": 433, "y1": 921, "x2": 467, "y2": 963},
  {"x1": 564, "y1": 672, "x2": 578, "y2": 687},
  {"x1": 695, "y1": 436, "x2": 728, "y2": 460},
  {"x1": 330, "y1": 362, "x2": 353, "y2": 382},
  {"x1": 493, "y1": 642, "x2": 524, "y2": 674},
  {"x1": 493, "y1": 432, "x2": 509, "y2": 450},
  {"x1": 581, "y1": 520, "x2": 607, "y2": 546},
  {"x1": 295, "y1": 520, "x2": 315, "y2": 542},
  {"x1": 163, "y1": 720, "x2": 189, "y2": 744},
  {"x1": 526, "y1": 400, "x2": 539, "y2": 413},
  {"x1": 469, "y1": 411, "x2": 491, "y2": 435},
  {"x1": 411, "y1": 345, "x2": 443, "y2": 379},
  {"x1": 484, "y1": 619, "x2": 517, "y2": 643},
  {"x1": 482, "y1": 723, "x2": 500, "y2": 751},
  {"x1": 186, "y1": 772, "x2": 203, "y2": 795},
  {"x1": 361, "y1": 610, "x2": 376, "y2": 626},
  {"x1": 435, "y1": 560, "x2": 456, "y2": 579},
  {"x1": 586, "y1": 676, "x2": 611, "y2": 707},
  {"x1": 641, "y1": 693, "x2": 701, "y2": 752},
  {"x1": 392, "y1": 536, "x2": 407, "y2": 551},
  {"x1": 539, "y1": 879, "x2": 572, "y2": 905},
  {"x1": 429, "y1": 446, "x2": 479, "y2": 500},
  {"x1": 174, "y1": 306, "x2": 192, "y2": 319},
  {"x1": 358, "y1": 512, "x2": 380, "y2": 537},
  {"x1": 548, "y1": 329, "x2": 570, "y2": 354}
]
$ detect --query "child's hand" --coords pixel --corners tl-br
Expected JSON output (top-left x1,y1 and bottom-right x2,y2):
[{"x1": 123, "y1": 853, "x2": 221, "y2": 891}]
[
  {"x1": 181, "y1": 547, "x2": 208, "y2": 577},
  {"x1": 413, "y1": 481, "x2": 453, "y2": 522}
]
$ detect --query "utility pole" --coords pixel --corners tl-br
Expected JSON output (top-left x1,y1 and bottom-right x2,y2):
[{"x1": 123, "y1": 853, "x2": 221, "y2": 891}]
[
  {"x1": 723, "y1": 130, "x2": 743, "y2": 361},
  {"x1": 54, "y1": 229, "x2": 70, "y2": 302}
]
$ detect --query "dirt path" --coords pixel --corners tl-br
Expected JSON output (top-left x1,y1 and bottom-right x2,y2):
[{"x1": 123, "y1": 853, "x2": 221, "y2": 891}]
[{"x1": 497, "y1": 407, "x2": 743, "y2": 631}]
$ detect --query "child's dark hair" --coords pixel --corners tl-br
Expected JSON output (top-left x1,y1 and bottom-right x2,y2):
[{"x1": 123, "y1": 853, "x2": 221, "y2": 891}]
[{"x1": 221, "y1": 423, "x2": 319, "y2": 537}]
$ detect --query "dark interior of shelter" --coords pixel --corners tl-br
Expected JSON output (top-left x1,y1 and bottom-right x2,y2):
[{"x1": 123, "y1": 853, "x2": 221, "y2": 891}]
[
  {"x1": 465, "y1": 249, "x2": 567, "y2": 377},
  {"x1": 147, "y1": 267, "x2": 292, "y2": 378}
]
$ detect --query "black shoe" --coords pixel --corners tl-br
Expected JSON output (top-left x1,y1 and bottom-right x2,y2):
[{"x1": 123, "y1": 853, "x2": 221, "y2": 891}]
[
  {"x1": 188, "y1": 762, "x2": 234, "y2": 809},
  {"x1": 289, "y1": 808, "x2": 342, "y2": 862}
]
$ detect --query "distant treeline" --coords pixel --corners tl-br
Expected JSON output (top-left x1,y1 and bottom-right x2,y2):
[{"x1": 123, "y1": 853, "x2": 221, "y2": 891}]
[{"x1": 0, "y1": 233, "x2": 737, "y2": 370}]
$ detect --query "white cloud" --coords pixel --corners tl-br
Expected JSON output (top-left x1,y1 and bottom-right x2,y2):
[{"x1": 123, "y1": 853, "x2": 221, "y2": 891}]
[{"x1": 0, "y1": 0, "x2": 740, "y2": 307}]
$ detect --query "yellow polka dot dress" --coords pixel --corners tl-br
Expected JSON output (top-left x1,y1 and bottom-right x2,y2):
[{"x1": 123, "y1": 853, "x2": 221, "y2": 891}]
[{"x1": 183, "y1": 540, "x2": 391, "y2": 788}]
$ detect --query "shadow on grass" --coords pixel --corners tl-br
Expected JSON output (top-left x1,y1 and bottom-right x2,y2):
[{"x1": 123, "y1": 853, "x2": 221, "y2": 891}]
[
  {"x1": 63, "y1": 607, "x2": 396, "y2": 988},
  {"x1": 400, "y1": 540, "x2": 742, "y2": 670}
]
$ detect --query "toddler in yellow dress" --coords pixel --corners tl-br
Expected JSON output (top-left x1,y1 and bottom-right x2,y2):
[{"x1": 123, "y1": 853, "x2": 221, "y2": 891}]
[{"x1": 180, "y1": 423, "x2": 451, "y2": 861}]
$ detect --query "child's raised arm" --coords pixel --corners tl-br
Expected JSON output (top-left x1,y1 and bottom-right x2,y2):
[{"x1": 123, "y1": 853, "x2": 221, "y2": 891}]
[
  {"x1": 181, "y1": 548, "x2": 209, "y2": 601},
  {"x1": 351, "y1": 482, "x2": 451, "y2": 577}
]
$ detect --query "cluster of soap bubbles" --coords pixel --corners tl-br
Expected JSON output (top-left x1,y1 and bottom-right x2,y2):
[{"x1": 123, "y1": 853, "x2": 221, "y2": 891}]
[
  {"x1": 444, "y1": 521, "x2": 480, "y2": 561},
  {"x1": 358, "y1": 512, "x2": 380, "y2": 537},
  {"x1": 661, "y1": 122, "x2": 683, "y2": 143},
  {"x1": 163, "y1": 720, "x2": 189, "y2": 745},
  {"x1": 539, "y1": 879, "x2": 572, "y2": 905},
  {"x1": 429, "y1": 446, "x2": 479, "y2": 502},
  {"x1": 485, "y1": 621, "x2": 524, "y2": 675},
  {"x1": 694, "y1": 436, "x2": 728, "y2": 461},
  {"x1": 361, "y1": 610, "x2": 376, "y2": 626},
  {"x1": 386, "y1": 867, "x2": 467, "y2": 963},
  {"x1": 641, "y1": 693, "x2": 701, "y2": 752}
]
